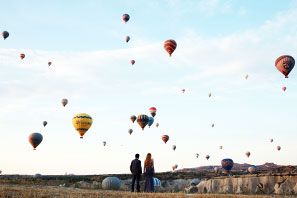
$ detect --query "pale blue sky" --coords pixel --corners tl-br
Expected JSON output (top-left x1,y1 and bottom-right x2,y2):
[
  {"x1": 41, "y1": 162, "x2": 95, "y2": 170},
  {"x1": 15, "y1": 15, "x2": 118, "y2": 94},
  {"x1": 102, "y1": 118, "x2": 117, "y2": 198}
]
[{"x1": 0, "y1": 0, "x2": 297, "y2": 175}]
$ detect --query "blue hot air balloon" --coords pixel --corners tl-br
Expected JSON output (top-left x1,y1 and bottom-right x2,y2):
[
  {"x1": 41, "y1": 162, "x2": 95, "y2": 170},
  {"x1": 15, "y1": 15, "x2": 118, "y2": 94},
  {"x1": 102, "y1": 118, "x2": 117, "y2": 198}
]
[
  {"x1": 148, "y1": 117, "x2": 154, "y2": 128},
  {"x1": 221, "y1": 158, "x2": 234, "y2": 173}
]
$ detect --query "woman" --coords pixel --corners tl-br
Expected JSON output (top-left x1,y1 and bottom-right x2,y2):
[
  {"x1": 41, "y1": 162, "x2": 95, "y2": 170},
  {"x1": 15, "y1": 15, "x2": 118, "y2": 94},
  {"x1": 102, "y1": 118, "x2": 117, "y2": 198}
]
[{"x1": 144, "y1": 153, "x2": 155, "y2": 192}]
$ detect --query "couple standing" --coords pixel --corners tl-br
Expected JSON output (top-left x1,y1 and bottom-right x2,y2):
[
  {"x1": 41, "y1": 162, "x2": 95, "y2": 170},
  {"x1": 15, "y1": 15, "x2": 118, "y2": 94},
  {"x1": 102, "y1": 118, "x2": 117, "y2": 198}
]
[{"x1": 130, "y1": 153, "x2": 155, "y2": 192}]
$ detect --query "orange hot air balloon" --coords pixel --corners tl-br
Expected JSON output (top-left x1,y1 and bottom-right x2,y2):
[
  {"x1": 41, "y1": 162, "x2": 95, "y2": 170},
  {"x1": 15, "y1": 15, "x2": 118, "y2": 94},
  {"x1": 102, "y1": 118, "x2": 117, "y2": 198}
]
[
  {"x1": 275, "y1": 55, "x2": 295, "y2": 78},
  {"x1": 164, "y1": 39, "x2": 177, "y2": 57},
  {"x1": 20, "y1": 53, "x2": 25, "y2": 60},
  {"x1": 137, "y1": 114, "x2": 149, "y2": 130},
  {"x1": 131, "y1": 60, "x2": 135, "y2": 65},
  {"x1": 161, "y1": 135, "x2": 169, "y2": 144}
]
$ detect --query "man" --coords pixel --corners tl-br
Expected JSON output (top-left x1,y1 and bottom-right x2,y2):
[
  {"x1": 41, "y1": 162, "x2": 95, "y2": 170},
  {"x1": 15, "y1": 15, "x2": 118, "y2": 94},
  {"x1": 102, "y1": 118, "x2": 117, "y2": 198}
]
[{"x1": 130, "y1": 153, "x2": 142, "y2": 192}]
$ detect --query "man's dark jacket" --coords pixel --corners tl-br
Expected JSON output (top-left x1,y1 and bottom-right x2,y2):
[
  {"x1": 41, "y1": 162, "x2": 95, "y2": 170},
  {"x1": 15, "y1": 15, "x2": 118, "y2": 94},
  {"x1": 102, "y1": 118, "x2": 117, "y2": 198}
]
[{"x1": 130, "y1": 159, "x2": 142, "y2": 175}]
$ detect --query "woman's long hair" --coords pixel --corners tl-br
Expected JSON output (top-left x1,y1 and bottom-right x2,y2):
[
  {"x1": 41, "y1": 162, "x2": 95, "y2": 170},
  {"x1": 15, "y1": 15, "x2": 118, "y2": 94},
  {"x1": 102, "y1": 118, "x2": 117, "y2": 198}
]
[{"x1": 144, "y1": 153, "x2": 153, "y2": 168}]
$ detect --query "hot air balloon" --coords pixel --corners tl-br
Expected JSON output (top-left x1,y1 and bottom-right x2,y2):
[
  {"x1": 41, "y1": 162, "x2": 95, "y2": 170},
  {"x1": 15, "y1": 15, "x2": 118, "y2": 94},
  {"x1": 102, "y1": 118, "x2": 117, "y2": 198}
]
[
  {"x1": 153, "y1": 177, "x2": 161, "y2": 187},
  {"x1": 248, "y1": 165, "x2": 256, "y2": 174},
  {"x1": 164, "y1": 39, "x2": 177, "y2": 57},
  {"x1": 102, "y1": 177, "x2": 121, "y2": 190},
  {"x1": 137, "y1": 114, "x2": 149, "y2": 130},
  {"x1": 214, "y1": 167, "x2": 220, "y2": 174},
  {"x1": 277, "y1": 146, "x2": 281, "y2": 151},
  {"x1": 48, "y1": 62, "x2": 52, "y2": 66},
  {"x1": 61, "y1": 98, "x2": 68, "y2": 107},
  {"x1": 128, "y1": 128, "x2": 133, "y2": 135},
  {"x1": 208, "y1": 92, "x2": 212, "y2": 97},
  {"x1": 181, "y1": 89, "x2": 185, "y2": 93},
  {"x1": 245, "y1": 74, "x2": 249, "y2": 80},
  {"x1": 131, "y1": 60, "x2": 135, "y2": 65},
  {"x1": 148, "y1": 117, "x2": 154, "y2": 127},
  {"x1": 206, "y1": 155, "x2": 210, "y2": 160},
  {"x1": 172, "y1": 145, "x2": 176, "y2": 151},
  {"x1": 43, "y1": 121, "x2": 47, "y2": 127},
  {"x1": 282, "y1": 86, "x2": 286, "y2": 92},
  {"x1": 122, "y1": 14, "x2": 130, "y2": 23},
  {"x1": 212, "y1": 123, "x2": 215, "y2": 128},
  {"x1": 162, "y1": 135, "x2": 169, "y2": 144},
  {"x1": 28, "y1": 133, "x2": 43, "y2": 150},
  {"x1": 275, "y1": 55, "x2": 295, "y2": 78},
  {"x1": 245, "y1": 151, "x2": 251, "y2": 158},
  {"x1": 2, "y1": 31, "x2": 9, "y2": 40},
  {"x1": 221, "y1": 158, "x2": 234, "y2": 173},
  {"x1": 149, "y1": 107, "x2": 157, "y2": 117},
  {"x1": 130, "y1": 115, "x2": 136, "y2": 123},
  {"x1": 20, "y1": 53, "x2": 25, "y2": 60},
  {"x1": 72, "y1": 113, "x2": 93, "y2": 138},
  {"x1": 125, "y1": 36, "x2": 130, "y2": 43},
  {"x1": 156, "y1": 123, "x2": 159, "y2": 128},
  {"x1": 103, "y1": 141, "x2": 107, "y2": 146},
  {"x1": 172, "y1": 164, "x2": 178, "y2": 171},
  {"x1": 196, "y1": 153, "x2": 199, "y2": 158},
  {"x1": 219, "y1": 146, "x2": 223, "y2": 150},
  {"x1": 270, "y1": 138, "x2": 273, "y2": 143}
]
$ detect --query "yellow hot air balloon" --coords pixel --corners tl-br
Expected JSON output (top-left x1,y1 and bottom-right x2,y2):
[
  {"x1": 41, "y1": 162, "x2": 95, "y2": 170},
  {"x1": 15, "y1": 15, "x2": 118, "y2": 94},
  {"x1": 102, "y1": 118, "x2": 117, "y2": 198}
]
[{"x1": 72, "y1": 113, "x2": 93, "y2": 138}]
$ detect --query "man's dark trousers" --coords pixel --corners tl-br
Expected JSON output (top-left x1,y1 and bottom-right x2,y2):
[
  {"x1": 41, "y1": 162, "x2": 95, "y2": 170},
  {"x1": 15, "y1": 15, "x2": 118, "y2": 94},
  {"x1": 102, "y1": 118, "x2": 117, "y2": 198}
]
[{"x1": 131, "y1": 174, "x2": 140, "y2": 192}]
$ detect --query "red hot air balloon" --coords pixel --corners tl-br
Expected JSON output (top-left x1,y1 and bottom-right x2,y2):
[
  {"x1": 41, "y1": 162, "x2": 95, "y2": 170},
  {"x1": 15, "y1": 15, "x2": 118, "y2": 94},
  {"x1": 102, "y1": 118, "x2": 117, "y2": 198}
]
[
  {"x1": 122, "y1": 14, "x2": 130, "y2": 23},
  {"x1": 130, "y1": 115, "x2": 136, "y2": 123},
  {"x1": 275, "y1": 55, "x2": 295, "y2": 78},
  {"x1": 162, "y1": 135, "x2": 169, "y2": 144},
  {"x1": 20, "y1": 53, "x2": 25, "y2": 60},
  {"x1": 282, "y1": 86, "x2": 286, "y2": 92},
  {"x1": 131, "y1": 60, "x2": 135, "y2": 65},
  {"x1": 164, "y1": 39, "x2": 177, "y2": 57},
  {"x1": 149, "y1": 107, "x2": 157, "y2": 117},
  {"x1": 137, "y1": 114, "x2": 149, "y2": 130}
]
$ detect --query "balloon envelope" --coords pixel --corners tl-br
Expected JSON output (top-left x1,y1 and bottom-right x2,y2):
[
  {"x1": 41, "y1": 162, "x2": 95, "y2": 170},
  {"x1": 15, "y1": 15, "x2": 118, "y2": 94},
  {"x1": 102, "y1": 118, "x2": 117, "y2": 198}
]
[
  {"x1": 221, "y1": 158, "x2": 234, "y2": 172},
  {"x1": 164, "y1": 39, "x2": 177, "y2": 57},
  {"x1": 61, "y1": 98, "x2": 68, "y2": 107},
  {"x1": 72, "y1": 113, "x2": 93, "y2": 138},
  {"x1": 148, "y1": 117, "x2": 154, "y2": 127},
  {"x1": 43, "y1": 121, "x2": 47, "y2": 127},
  {"x1": 206, "y1": 155, "x2": 210, "y2": 160},
  {"x1": 130, "y1": 115, "x2": 136, "y2": 123},
  {"x1": 162, "y1": 135, "x2": 169, "y2": 144},
  {"x1": 20, "y1": 53, "x2": 25, "y2": 59},
  {"x1": 137, "y1": 114, "x2": 149, "y2": 130},
  {"x1": 122, "y1": 14, "x2": 130, "y2": 23},
  {"x1": 245, "y1": 151, "x2": 251, "y2": 157},
  {"x1": 275, "y1": 55, "x2": 295, "y2": 78},
  {"x1": 128, "y1": 128, "x2": 133, "y2": 135},
  {"x1": 125, "y1": 36, "x2": 130, "y2": 43},
  {"x1": 172, "y1": 145, "x2": 176, "y2": 151},
  {"x1": 149, "y1": 107, "x2": 157, "y2": 117},
  {"x1": 248, "y1": 165, "x2": 256, "y2": 174},
  {"x1": 28, "y1": 133, "x2": 43, "y2": 150},
  {"x1": 2, "y1": 31, "x2": 9, "y2": 39}
]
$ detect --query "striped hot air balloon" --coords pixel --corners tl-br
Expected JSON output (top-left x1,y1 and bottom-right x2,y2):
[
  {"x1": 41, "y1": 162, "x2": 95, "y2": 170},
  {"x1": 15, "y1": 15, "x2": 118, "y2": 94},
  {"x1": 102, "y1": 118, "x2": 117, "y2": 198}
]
[
  {"x1": 20, "y1": 53, "x2": 25, "y2": 60},
  {"x1": 162, "y1": 135, "x2": 169, "y2": 144},
  {"x1": 164, "y1": 39, "x2": 177, "y2": 57},
  {"x1": 137, "y1": 114, "x2": 149, "y2": 130},
  {"x1": 275, "y1": 55, "x2": 295, "y2": 78},
  {"x1": 72, "y1": 113, "x2": 93, "y2": 138},
  {"x1": 149, "y1": 107, "x2": 157, "y2": 117}
]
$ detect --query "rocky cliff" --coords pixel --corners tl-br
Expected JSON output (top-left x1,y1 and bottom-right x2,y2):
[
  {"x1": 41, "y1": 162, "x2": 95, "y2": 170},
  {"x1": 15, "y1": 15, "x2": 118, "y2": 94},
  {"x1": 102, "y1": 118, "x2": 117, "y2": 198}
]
[{"x1": 189, "y1": 174, "x2": 297, "y2": 195}]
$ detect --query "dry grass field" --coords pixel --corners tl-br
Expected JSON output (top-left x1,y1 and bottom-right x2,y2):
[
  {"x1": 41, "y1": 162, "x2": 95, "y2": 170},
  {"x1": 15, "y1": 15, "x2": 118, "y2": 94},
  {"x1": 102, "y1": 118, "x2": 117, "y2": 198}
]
[{"x1": 0, "y1": 185, "x2": 291, "y2": 198}]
